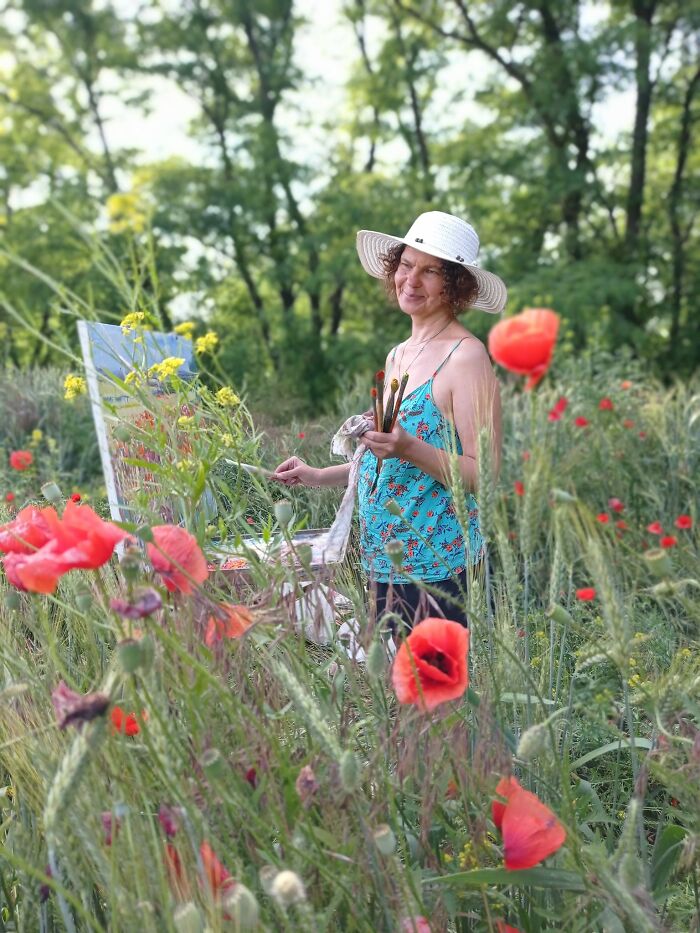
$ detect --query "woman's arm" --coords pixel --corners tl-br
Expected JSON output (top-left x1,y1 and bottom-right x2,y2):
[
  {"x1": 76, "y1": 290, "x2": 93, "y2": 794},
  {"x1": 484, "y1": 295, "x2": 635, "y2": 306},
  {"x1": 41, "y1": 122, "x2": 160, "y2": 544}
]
[{"x1": 272, "y1": 457, "x2": 352, "y2": 488}]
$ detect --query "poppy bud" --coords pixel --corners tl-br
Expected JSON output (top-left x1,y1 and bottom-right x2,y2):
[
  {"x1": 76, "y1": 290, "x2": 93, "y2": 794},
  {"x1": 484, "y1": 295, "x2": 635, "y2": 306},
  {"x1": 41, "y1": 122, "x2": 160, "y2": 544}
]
[
  {"x1": 516, "y1": 722, "x2": 548, "y2": 761},
  {"x1": 201, "y1": 748, "x2": 227, "y2": 781},
  {"x1": 340, "y1": 750, "x2": 360, "y2": 792},
  {"x1": 221, "y1": 883, "x2": 259, "y2": 929},
  {"x1": 113, "y1": 424, "x2": 132, "y2": 443},
  {"x1": 270, "y1": 869, "x2": 306, "y2": 907},
  {"x1": 172, "y1": 902, "x2": 204, "y2": 933},
  {"x1": 119, "y1": 545, "x2": 143, "y2": 582},
  {"x1": 75, "y1": 590, "x2": 93, "y2": 612},
  {"x1": 366, "y1": 639, "x2": 386, "y2": 678},
  {"x1": 41, "y1": 481, "x2": 63, "y2": 503},
  {"x1": 643, "y1": 548, "x2": 672, "y2": 579},
  {"x1": 384, "y1": 539, "x2": 404, "y2": 569},
  {"x1": 373, "y1": 823, "x2": 396, "y2": 855},
  {"x1": 385, "y1": 498, "x2": 403, "y2": 517},
  {"x1": 274, "y1": 499, "x2": 293, "y2": 528},
  {"x1": 140, "y1": 634, "x2": 155, "y2": 672},
  {"x1": 118, "y1": 638, "x2": 144, "y2": 674},
  {"x1": 136, "y1": 524, "x2": 153, "y2": 543},
  {"x1": 546, "y1": 604, "x2": 573, "y2": 627},
  {"x1": 5, "y1": 591, "x2": 21, "y2": 611}
]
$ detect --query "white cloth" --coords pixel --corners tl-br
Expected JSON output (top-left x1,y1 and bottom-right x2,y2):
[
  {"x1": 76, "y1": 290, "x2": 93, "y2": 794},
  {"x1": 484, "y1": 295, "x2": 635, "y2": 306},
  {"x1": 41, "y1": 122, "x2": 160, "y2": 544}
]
[{"x1": 318, "y1": 414, "x2": 373, "y2": 565}]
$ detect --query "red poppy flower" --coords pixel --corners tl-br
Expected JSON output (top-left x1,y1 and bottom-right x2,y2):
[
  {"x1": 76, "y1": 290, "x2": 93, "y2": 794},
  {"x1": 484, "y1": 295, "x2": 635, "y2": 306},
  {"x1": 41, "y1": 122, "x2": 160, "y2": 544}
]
[
  {"x1": 513, "y1": 481, "x2": 525, "y2": 497},
  {"x1": 623, "y1": 419, "x2": 635, "y2": 429},
  {"x1": 298, "y1": 432, "x2": 305, "y2": 439},
  {"x1": 574, "y1": 416, "x2": 589, "y2": 427},
  {"x1": 487, "y1": 308, "x2": 560, "y2": 390},
  {"x1": 598, "y1": 398, "x2": 614, "y2": 411},
  {"x1": 9, "y1": 450, "x2": 33, "y2": 471},
  {"x1": 147, "y1": 525, "x2": 208, "y2": 594},
  {"x1": 621, "y1": 380, "x2": 632, "y2": 389},
  {"x1": 199, "y1": 841, "x2": 235, "y2": 896},
  {"x1": 553, "y1": 396, "x2": 568, "y2": 414},
  {"x1": 111, "y1": 706, "x2": 144, "y2": 736},
  {"x1": 0, "y1": 505, "x2": 59, "y2": 554},
  {"x1": 660, "y1": 536, "x2": 677, "y2": 549},
  {"x1": 501, "y1": 787, "x2": 566, "y2": 870},
  {"x1": 547, "y1": 409, "x2": 561, "y2": 422},
  {"x1": 400, "y1": 919, "x2": 432, "y2": 933},
  {"x1": 596, "y1": 513, "x2": 610, "y2": 524},
  {"x1": 392, "y1": 617, "x2": 469, "y2": 712},
  {"x1": 646, "y1": 521, "x2": 663, "y2": 535},
  {"x1": 615, "y1": 520, "x2": 628, "y2": 530},
  {"x1": 492, "y1": 775, "x2": 521, "y2": 829},
  {"x1": 70, "y1": 493, "x2": 82, "y2": 502},
  {"x1": 204, "y1": 603, "x2": 254, "y2": 647},
  {"x1": 608, "y1": 497, "x2": 624, "y2": 513},
  {"x1": 675, "y1": 515, "x2": 692, "y2": 530},
  {"x1": 638, "y1": 431, "x2": 647, "y2": 439},
  {"x1": 496, "y1": 924, "x2": 523, "y2": 933},
  {"x1": 576, "y1": 587, "x2": 596, "y2": 601},
  {"x1": 5, "y1": 492, "x2": 14, "y2": 503}
]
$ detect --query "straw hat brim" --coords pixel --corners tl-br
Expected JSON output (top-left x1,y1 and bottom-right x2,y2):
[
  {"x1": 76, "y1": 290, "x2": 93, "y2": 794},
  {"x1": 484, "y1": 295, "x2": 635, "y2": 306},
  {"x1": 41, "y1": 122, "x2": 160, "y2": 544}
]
[{"x1": 356, "y1": 229, "x2": 507, "y2": 314}]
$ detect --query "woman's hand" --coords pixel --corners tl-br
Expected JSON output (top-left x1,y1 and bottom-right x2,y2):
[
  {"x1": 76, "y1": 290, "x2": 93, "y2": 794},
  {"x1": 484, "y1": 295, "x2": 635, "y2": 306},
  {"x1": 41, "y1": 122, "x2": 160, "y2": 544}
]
[
  {"x1": 362, "y1": 424, "x2": 413, "y2": 461},
  {"x1": 272, "y1": 456, "x2": 320, "y2": 487}
]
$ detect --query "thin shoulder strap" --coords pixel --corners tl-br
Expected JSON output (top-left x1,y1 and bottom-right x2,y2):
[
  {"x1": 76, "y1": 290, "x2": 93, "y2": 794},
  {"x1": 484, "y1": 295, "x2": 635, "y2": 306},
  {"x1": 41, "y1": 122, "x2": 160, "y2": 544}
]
[{"x1": 434, "y1": 338, "x2": 468, "y2": 376}]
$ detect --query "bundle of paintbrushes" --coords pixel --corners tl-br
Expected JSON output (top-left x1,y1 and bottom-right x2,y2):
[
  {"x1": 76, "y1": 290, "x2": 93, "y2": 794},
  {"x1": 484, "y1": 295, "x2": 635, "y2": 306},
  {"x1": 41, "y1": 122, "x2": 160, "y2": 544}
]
[{"x1": 370, "y1": 370, "x2": 409, "y2": 493}]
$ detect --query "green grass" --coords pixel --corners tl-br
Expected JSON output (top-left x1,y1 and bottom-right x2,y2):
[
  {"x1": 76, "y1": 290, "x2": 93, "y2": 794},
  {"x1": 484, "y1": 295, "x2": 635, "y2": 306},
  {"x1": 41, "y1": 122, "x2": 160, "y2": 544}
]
[{"x1": 0, "y1": 355, "x2": 699, "y2": 932}]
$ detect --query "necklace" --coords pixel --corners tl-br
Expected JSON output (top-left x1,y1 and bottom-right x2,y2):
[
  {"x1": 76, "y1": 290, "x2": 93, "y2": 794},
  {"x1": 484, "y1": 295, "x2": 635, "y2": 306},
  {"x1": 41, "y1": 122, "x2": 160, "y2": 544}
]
[{"x1": 397, "y1": 318, "x2": 453, "y2": 377}]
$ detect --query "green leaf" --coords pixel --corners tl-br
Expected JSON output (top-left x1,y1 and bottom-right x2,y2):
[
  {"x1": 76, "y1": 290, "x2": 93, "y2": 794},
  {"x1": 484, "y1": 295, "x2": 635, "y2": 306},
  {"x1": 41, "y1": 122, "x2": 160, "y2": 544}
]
[
  {"x1": 425, "y1": 867, "x2": 586, "y2": 892},
  {"x1": 571, "y1": 738, "x2": 653, "y2": 770},
  {"x1": 651, "y1": 824, "x2": 686, "y2": 900}
]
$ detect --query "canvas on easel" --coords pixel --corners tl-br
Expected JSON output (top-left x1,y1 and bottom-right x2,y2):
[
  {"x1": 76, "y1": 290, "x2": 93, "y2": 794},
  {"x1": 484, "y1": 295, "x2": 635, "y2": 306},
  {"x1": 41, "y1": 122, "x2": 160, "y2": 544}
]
[{"x1": 77, "y1": 320, "x2": 196, "y2": 526}]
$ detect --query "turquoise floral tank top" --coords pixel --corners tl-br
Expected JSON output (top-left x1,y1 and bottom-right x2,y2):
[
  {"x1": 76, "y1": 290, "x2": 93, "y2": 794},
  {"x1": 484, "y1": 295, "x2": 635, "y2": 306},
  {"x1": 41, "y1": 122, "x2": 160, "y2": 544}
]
[{"x1": 358, "y1": 338, "x2": 485, "y2": 583}]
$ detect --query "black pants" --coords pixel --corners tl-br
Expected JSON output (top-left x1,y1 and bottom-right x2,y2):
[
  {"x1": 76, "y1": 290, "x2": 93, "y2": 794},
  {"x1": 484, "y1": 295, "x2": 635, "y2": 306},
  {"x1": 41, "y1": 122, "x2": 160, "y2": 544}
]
[{"x1": 373, "y1": 570, "x2": 470, "y2": 634}]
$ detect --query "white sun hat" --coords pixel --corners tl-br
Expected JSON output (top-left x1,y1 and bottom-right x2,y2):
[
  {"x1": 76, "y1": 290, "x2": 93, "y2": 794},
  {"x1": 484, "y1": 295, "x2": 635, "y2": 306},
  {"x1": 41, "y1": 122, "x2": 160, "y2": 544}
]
[{"x1": 356, "y1": 210, "x2": 507, "y2": 314}]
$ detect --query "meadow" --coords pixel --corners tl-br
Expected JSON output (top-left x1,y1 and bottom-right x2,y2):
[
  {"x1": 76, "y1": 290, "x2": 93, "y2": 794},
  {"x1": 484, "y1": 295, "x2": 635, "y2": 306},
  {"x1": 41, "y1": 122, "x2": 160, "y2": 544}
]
[{"x1": 0, "y1": 347, "x2": 698, "y2": 933}]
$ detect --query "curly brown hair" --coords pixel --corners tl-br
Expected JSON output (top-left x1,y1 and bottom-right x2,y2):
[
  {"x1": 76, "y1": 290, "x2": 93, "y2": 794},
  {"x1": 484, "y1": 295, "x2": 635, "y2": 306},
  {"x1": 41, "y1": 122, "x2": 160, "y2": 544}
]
[{"x1": 380, "y1": 243, "x2": 479, "y2": 312}]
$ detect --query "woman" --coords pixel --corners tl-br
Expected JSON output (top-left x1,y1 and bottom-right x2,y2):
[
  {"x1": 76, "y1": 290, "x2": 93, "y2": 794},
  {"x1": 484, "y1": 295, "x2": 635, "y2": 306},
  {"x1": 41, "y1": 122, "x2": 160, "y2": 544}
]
[{"x1": 273, "y1": 211, "x2": 505, "y2": 631}]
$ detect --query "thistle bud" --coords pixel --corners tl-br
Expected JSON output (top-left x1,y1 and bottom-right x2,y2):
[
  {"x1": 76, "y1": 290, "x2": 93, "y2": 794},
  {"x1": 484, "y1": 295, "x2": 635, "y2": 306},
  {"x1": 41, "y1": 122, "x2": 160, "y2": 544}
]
[
  {"x1": 385, "y1": 498, "x2": 403, "y2": 517},
  {"x1": 41, "y1": 481, "x2": 63, "y2": 503},
  {"x1": 270, "y1": 869, "x2": 306, "y2": 907},
  {"x1": 384, "y1": 539, "x2": 404, "y2": 570},
  {"x1": 373, "y1": 823, "x2": 396, "y2": 855},
  {"x1": 221, "y1": 883, "x2": 259, "y2": 929},
  {"x1": 172, "y1": 902, "x2": 204, "y2": 933},
  {"x1": 643, "y1": 548, "x2": 672, "y2": 579},
  {"x1": 340, "y1": 750, "x2": 360, "y2": 792},
  {"x1": 274, "y1": 499, "x2": 293, "y2": 528}
]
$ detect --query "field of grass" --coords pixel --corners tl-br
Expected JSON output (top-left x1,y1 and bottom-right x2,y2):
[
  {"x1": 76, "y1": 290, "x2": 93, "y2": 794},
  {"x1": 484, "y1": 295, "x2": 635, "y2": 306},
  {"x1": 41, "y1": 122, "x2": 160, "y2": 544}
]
[{"x1": 0, "y1": 352, "x2": 698, "y2": 932}]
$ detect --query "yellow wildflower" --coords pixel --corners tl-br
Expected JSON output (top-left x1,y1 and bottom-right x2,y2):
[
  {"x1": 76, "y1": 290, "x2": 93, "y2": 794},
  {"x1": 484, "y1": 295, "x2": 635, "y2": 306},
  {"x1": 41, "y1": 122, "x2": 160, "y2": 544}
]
[
  {"x1": 30, "y1": 429, "x2": 43, "y2": 446},
  {"x1": 628, "y1": 673, "x2": 641, "y2": 687},
  {"x1": 174, "y1": 321, "x2": 195, "y2": 340},
  {"x1": 148, "y1": 357, "x2": 185, "y2": 381},
  {"x1": 215, "y1": 386, "x2": 240, "y2": 407},
  {"x1": 120, "y1": 311, "x2": 147, "y2": 334},
  {"x1": 195, "y1": 331, "x2": 219, "y2": 355},
  {"x1": 178, "y1": 415, "x2": 195, "y2": 428},
  {"x1": 124, "y1": 370, "x2": 143, "y2": 386},
  {"x1": 219, "y1": 433, "x2": 234, "y2": 447},
  {"x1": 64, "y1": 374, "x2": 87, "y2": 400},
  {"x1": 106, "y1": 192, "x2": 147, "y2": 235},
  {"x1": 679, "y1": 648, "x2": 692, "y2": 658},
  {"x1": 458, "y1": 841, "x2": 477, "y2": 870},
  {"x1": 47, "y1": 438, "x2": 57, "y2": 453}
]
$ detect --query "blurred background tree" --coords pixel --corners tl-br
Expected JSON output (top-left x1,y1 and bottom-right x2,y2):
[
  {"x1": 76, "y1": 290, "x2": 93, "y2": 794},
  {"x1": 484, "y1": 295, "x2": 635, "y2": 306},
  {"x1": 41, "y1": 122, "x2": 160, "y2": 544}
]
[{"x1": 1, "y1": 0, "x2": 698, "y2": 412}]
